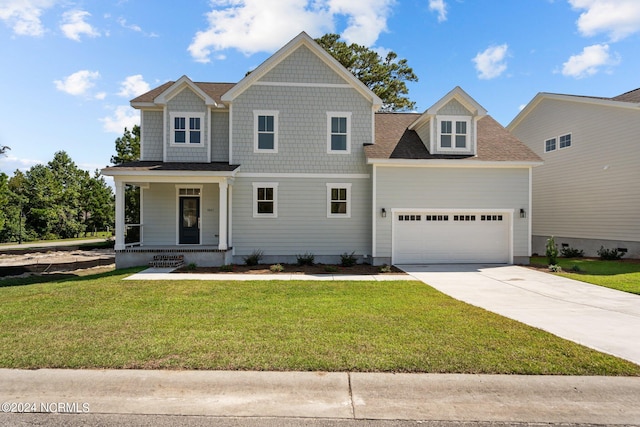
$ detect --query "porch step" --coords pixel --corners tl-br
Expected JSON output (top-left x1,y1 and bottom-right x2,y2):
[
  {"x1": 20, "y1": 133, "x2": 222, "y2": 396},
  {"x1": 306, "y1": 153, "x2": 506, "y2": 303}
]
[{"x1": 148, "y1": 254, "x2": 185, "y2": 269}]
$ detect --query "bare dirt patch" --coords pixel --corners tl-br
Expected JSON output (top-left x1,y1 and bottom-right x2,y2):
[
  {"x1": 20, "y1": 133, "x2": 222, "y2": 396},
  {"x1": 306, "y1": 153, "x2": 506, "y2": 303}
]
[{"x1": 0, "y1": 248, "x2": 115, "y2": 278}]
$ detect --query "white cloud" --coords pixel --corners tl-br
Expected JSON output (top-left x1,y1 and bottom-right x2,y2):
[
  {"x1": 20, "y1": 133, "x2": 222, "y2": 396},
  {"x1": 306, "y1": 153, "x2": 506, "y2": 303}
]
[
  {"x1": 54, "y1": 70, "x2": 100, "y2": 96},
  {"x1": 95, "y1": 92, "x2": 107, "y2": 100},
  {"x1": 188, "y1": 0, "x2": 394, "y2": 63},
  {"x1": 0, "y1": 0, "x2": 56, "y2": 36},
  {"x1": 472, "y1": 44, "x2": 509, "y2": 80},
  {"x1": 0, "y1": 154, "x2": 44, "y2": 172},
  {"x1": 100, "y1": 106, "x2": 139, "y2": 134},
  {"x1": 569, "y1": 0, "x2": 640, "y2": 41},
  {"x1": 60, "y1": 9, "x2": 100, "y2": 41},
  {"x1": 117, "y1": 75, "x2": 150, "y2": 98},
  {"x1": 561, "y1": 43, "x2": 620, "y2": 78},
  {"x1": 428, "y1": 0, "x2": 447, "y2": 22}
]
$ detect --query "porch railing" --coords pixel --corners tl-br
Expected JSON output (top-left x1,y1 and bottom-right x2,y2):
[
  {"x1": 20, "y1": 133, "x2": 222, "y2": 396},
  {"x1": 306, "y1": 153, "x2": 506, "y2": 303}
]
[{"x1": 124, "y1": 224, "x2": 143, "y2": 247}]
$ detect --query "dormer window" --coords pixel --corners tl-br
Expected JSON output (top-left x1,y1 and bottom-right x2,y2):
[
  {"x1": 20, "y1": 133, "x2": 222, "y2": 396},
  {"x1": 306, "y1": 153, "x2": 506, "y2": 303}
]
[{"x1": 438, "y1": 116, "x2": 470, "y2": 151}]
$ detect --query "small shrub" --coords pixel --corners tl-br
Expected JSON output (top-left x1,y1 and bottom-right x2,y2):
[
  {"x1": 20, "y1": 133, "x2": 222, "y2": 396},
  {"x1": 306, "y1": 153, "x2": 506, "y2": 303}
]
[
  {"x1": 243, "y1": 250, "x2": 263, "y2": 266},
  {"x1": 186, "y1": 262, "x2": 197, "y2": 271},
  {"x1": 219, "y1": 264, "x2": 234, "y2": 272},
  {"x1": 296, "y1": 252, "x2": 315, "y2": 266},
  {"x1": 570, "y1": 265, "x2": 582, "y2": 273},
  {"x1": 560, "y1": 246, "x2": 584, "y2": 258},
  {"x1": 269, "y1": 263, "x2": 284, "y2": 273},
  {"x1": 340, "y1": 251, "x2": 357, "y2": 267},
  {"x1": 548, "y1": 264, "x2": 562, "y2": 273},
  {"x1": 378, "y1": 264, "x2": 392, "y2": 273},
  {"x1": 324, "y1": 265, "x2": 339, "y2": 273},
  {"x1": 546, "y1": 236, "x2": 558, "y2": 265},
  {"x1": 597, "y1": 246, "x2": 625, "y2": 260}
]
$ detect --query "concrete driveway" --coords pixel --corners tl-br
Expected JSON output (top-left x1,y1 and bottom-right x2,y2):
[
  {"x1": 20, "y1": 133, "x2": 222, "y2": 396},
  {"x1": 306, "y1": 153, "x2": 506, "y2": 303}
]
[{"x1": 399, "y1": 264, "x2": 640, "y2": 365}]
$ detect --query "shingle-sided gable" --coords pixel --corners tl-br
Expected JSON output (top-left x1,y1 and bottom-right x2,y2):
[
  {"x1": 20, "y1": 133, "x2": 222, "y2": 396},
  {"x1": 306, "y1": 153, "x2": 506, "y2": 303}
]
[{"x1": 259, "y1": 45, "x2": 348, "y2": 85}]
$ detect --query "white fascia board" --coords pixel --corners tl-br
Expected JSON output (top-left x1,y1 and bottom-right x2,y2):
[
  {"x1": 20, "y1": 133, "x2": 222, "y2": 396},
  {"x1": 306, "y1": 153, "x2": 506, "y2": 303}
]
[
  {"x1": 367, "y1": 159, "x2": 543, "y2": 168},
  {"x1": 425, "y1": 86, "x2": 488, "y2": 116},
  {"x1": 102, "y1": 171, "x2": 237, "y2": 181},
  {"x1": 130, "y1": 102, "x2": 159, "y2": 109},
  {"x1": 154, "y1": 75, "x2": 217, "y2": 107},
  {"x1": 507, "y1": 92, "x2": 640, "y2": 131}
]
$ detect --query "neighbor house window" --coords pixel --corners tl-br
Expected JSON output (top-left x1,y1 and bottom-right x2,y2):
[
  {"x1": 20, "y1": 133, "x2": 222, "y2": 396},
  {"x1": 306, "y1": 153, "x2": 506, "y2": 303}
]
[
  {"x1": 437, "y1": 116, "x2": 470, "y2": 150},
  {"x1": 253, "y1": 183, "x2": 278, "y2": 217},
  {"x1": 327, "y1": 183, "x2": 351, "y2": 217},
  {"x1": 545, "y1": 137, "x2": 557, "y2": 152},
  {"x1": 254, "y1": 111, "x2": 278, "y2": 152},
  {"x1": 327, "y1": 112, "x2": 351, "y2": 153},
  {"x1": 170, "y1": 113, "x2": 204, "y2": 145},
  {"x1": 559, "y1": 133, "x2": 572, "y2": 149}
]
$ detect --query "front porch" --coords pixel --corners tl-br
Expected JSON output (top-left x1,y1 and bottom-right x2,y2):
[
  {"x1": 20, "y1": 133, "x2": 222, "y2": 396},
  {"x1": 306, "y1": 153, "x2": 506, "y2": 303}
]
[{"x1": 101, "y1": 161, "x2": 240, "y2": 269}]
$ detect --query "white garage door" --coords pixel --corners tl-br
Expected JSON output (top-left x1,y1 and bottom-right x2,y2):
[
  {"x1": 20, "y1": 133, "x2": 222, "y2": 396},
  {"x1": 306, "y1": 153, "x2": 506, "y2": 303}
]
[{"x1": 393, "y1": 212, "x2": 510, "y2": 264}]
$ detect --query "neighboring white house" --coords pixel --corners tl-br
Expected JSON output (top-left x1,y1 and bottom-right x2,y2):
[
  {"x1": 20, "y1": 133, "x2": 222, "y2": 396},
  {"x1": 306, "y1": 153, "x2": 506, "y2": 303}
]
[
  {"x1": 102, "y1": 32, "x2": 541, "y2": 268},
  {"x1": 507, "y1": 88, "x2": 640, "y2": 257}
]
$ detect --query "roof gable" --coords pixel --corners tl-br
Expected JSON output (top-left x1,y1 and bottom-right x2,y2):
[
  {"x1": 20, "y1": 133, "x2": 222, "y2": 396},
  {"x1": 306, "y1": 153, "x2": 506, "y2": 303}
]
[
  {"x1": 409, "y1": 86, "x2": 487, "y2": 131},
  {"x1": 153, "y1": 75, "x2": 217, "y2": 107},
  {"x1": 220, "y1": 32, "x2": 382, "y2": 108}
]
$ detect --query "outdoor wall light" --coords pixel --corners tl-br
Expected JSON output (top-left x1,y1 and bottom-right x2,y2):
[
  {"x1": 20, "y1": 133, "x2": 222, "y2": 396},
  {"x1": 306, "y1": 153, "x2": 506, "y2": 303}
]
[
  {"x1": 381, "y1": 208, "x2": 387, "y2": 218},
  {"x1": 520, "y1": 208, "x2": 526, "y2": 218}
]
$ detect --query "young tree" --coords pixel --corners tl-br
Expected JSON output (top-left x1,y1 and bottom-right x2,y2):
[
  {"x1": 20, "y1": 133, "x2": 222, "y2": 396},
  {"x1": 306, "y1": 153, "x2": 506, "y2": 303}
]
[{"x1": 315, "y1": 34, "x2": 418, "y2": 112}]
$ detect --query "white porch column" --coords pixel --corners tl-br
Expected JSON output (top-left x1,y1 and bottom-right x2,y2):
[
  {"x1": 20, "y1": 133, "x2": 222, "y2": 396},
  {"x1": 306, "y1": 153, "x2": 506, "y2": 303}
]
[
  {"x1": 218, "y1": 180, "x2": 228, "y2": 250},
  {"x1": 115, "y1": 179, "x2": 125, "y2": 250}
]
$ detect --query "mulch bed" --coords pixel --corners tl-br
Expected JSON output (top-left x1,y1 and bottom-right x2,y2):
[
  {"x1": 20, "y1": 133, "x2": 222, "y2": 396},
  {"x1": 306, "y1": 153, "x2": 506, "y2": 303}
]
[{"x1": 174, "y1": 263, "x2": 406, "y2": 275}]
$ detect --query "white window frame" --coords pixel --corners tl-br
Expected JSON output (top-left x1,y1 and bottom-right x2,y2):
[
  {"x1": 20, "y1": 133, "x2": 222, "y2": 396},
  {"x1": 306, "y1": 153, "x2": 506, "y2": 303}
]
[
  {"x1": 252, "y1": 182, "x2": 278, "y2": 218},
  {"x1": 254, "y1": 110, "x2": 279, "y2": 153},
  {"x1": 437, "y1": 116, "x2": 470, "y2": 151},
  {"x1": 170, "y1": 112, "x2": 204, "y2": 146},
  {"x1": 327, "y1": 112, "x2": 352, "y2": 154},
  {"x1": 326, "y1": 183, "x2": 351, "y2": 218},
  {"x1": 544, "y1": 137, "x2": 557, "y2": 153},
  {"x1": 559, "y1": 133, "x2": 572, "y2": 149}
]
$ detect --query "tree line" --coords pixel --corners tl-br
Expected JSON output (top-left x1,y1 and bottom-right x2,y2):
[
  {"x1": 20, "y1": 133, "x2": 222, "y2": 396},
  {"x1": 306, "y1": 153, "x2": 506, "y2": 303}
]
[{"x1": 0, "y1": 151, "x2": 114, "y2": 243}]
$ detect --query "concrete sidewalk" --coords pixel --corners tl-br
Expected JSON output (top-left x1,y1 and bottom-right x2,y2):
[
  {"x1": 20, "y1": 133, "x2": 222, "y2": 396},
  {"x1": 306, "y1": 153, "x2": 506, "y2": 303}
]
[{"x1": 1, "y1": 369, "x2": 639, "y2": 424}]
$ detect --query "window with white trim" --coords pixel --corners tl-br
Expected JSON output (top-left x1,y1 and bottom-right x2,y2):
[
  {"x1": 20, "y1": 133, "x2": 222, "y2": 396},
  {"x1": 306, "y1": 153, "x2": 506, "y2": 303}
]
[
  {"x1": 437, "y1": 116, "x2": 470, "y2": 150},
  {"x1": 327, "y1": 112, "x2": 351, "y2": 153},
  {"x1": 559, "y1": 133, "x2": 572, "y2": 149},
  {"x1": 326, "y1": 183, "x2": 351, "y2": 217},
  {"x1": 252, "y1": 183, "x2": 278, "y2": 217},
  {"x1": 170, "y1": 112, "x2": 204, "y2": 145},
  {"x1": 254, "y1": 111, "x2": 278, "y2": 152},
  {"x1": 545, "y1": 137, "x2": 557, "y2": 152}
]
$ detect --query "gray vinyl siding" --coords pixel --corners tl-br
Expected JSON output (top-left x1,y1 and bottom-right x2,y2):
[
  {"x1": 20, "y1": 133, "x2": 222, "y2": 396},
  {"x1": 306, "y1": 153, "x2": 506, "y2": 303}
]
[
  {"x1": 165, "y1": 88, "x2": 209, "y2": 162},
  {"x1": 142, "y1": 183, "x2": 220, "y2": 246},
  {"x1": 211, "y1": 110, "x2": 229, "y2": 162},
  {"x1": 231, "y1": 177, "x2": 371, "y2": 257},
  {"x1": 510, "y1": 99, "x2": 640, "y2": 242},
  {"x1": 141, "y1": 110, "x2": 163, "y2": 161},
  {"x1": 415, "y1": 120, "x2": 431, "y2": 149},
  {"x1": 231, "y1": 85, "x2": 371, "y2": 173},
  {"x1": 374, "y1": 166, "x2": 531, "y2": 258},
  {"x1": 260, "y1": 45, "x2": 347, "y2": 85}
]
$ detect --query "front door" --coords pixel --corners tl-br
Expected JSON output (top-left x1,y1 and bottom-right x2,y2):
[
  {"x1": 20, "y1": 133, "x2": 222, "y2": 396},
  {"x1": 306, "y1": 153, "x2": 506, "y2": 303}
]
[{"x1": 179, "y1": 197, "x2": 200, "y2": 244}]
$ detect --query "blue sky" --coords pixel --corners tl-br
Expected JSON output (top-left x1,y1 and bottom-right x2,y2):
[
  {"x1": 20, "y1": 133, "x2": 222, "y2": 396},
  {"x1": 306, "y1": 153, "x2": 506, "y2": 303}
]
[{"x1": 1, "y1": 0, "x2": 639, "y2": 179}]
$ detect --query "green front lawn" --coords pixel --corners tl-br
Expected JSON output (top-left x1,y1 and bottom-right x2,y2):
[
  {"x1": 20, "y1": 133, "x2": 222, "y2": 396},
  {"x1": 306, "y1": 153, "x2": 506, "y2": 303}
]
[
  {"x1": 531, "y1": 257, "x2": 640, "y2": 295},
  {"x1": 1, "y1": 270, "x2": 638, "y2": 374}
]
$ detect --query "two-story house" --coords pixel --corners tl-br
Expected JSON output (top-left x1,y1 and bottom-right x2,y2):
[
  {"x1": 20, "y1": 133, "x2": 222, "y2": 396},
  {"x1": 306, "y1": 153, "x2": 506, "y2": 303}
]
[
  {"x1": 507, "y1": 88, "x2": 640, "y2": 257},
  {"x1": 102, "y1": 32, "x2": 541, "y2": 268}
]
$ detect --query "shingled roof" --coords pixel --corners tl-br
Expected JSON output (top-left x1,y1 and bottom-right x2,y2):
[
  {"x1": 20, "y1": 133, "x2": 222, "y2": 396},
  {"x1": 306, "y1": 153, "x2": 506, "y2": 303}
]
[
  {"x1": 131, "y1": 82, "x2": 236, "y2": 105},
  {"x1": 102, "y1": 161, "x2": 239, "y2": 174},
  {"x1": 367, "y1": 113, "x2": 541, "y2": 163},
  {"x1": 612, "y1": 88, "x2": 640, "y2": 103}
]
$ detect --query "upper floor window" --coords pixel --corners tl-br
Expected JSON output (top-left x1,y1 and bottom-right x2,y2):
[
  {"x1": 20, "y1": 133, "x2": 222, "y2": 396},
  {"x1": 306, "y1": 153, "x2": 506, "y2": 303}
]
[
  {"x1": 545, "y1": 133, "x2": 571, "y2": 153},
  {"x1": 170, "y1": 112, "x2": 204, "y2": 145},
  {"x1": 327, "y1": 112, "x2": 351, "y2": 153},
  {"x1": 437, "y1": 116, "x2": 470, "y2": 150},
  {"x1": 253, "y1": 182, "x2": 278, "y2": 218},
  {"x1": 326, "y1": 183, "x2": 351, "y2": 218},
  {"x1": 254, "y1": 111, "x2": 278, "y2": 152}
]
